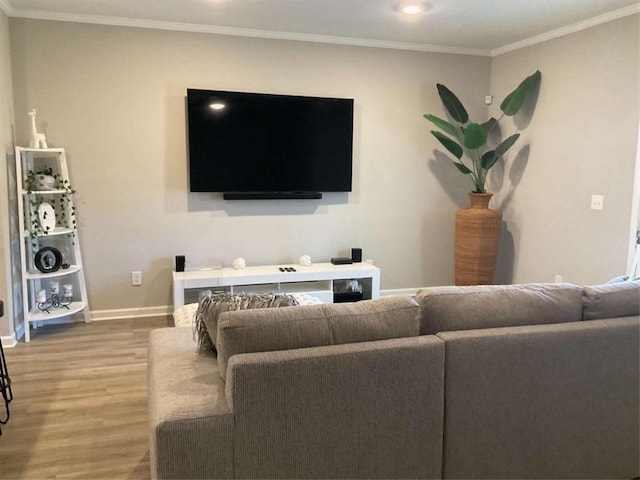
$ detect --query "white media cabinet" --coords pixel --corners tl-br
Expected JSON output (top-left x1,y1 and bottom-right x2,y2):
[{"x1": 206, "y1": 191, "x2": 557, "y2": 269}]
[{"x1": 172, "y1": 262, "x2": 380, "y2": 308}]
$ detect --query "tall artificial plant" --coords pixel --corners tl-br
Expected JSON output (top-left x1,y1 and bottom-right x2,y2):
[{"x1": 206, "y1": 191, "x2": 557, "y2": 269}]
[{"x1": 424, "y1": 70, "x2": 541, "y2": 194}]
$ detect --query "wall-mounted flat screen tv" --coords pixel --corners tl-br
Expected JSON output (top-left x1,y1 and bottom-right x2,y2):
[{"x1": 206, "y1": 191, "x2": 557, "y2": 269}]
[{"x1": 186, "y1": 89, "x2": 354, "y2": 199}]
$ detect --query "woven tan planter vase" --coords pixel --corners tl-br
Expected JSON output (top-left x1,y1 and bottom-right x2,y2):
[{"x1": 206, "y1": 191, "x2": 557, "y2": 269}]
[{"x1": 454, "y1": 192, "x2": 502, "y2": 286}]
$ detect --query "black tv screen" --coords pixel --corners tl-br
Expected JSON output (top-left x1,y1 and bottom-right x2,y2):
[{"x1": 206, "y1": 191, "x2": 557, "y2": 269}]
[{"x1": 186, "y1": 89, "x2": 354, "y2": 198}]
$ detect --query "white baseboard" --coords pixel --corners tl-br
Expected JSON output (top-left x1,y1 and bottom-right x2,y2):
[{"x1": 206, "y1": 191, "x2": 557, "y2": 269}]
[
  {"x1": 90, "y1": 305, "x2": 172, "y2": 321},
  {"x1": 1, "y1": 332, "x2": 17, "y2": 347},
  {"x1": 89, "y1": 290, "x2": 420, "y2": 321}
]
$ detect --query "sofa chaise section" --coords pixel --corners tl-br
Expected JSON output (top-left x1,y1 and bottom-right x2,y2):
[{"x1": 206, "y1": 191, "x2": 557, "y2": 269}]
[
  {"x1": 149, "y1": 296, "x2": 446, "y2": 479},
  {"x1": 148, "y1": 327, "x2": 234, "y2": 479}
]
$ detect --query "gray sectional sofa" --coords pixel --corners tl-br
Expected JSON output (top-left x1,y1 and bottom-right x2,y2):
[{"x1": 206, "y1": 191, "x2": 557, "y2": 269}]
[{"x1": 148, "y1": 281, "x2": 640, "y2": 479}]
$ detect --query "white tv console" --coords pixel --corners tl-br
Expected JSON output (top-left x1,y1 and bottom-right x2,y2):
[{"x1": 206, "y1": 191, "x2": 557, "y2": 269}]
[{"x1": 172, "y1": 262, "x2": 380, "y2": 308}]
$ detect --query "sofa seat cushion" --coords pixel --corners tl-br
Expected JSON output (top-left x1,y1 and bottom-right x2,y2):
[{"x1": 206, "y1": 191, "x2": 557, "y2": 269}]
[
  {"x1": 582, "y1": 280, "x2": 640, "y2": 320},
  {"x1": 416, "y1": 283, "x2": 582, "y2": 335},
  {"x1": 217, "y1": 296, "x2": 419, "y2": 380}
]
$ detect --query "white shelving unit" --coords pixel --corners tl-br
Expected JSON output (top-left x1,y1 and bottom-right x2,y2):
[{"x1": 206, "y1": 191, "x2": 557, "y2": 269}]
[
  {"x1": 15, "y1": 147, "x2": 90, "y2": 342},
  {"x1": 172, "y1": 262, "x2": 381, "y2": 308}
]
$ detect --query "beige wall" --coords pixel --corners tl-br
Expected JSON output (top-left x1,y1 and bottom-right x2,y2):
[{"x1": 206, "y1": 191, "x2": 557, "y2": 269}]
[
  {"x1": 4, "y1": 13, "x2": 638, "y2": 324},
  {"x1": 490, "y1": 14, "x2": 639, "y2": 285},
  {"x1": 0, "y1": 10, "x2": 14, "y2": 339},
  {"x1": 9, "y1": 19, "x2": 491, "y2": 313}
]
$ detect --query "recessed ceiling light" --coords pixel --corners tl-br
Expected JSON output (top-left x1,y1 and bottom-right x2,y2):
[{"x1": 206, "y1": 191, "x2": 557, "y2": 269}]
[
  {"x1": 398, "y1": 2, "x2": 429, "y2": 15},
  {"x1": 402, "y1": 5, "x2": 423, "y2": 14}
]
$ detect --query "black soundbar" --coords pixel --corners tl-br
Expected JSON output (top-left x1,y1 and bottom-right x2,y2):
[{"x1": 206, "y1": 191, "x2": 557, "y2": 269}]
[{"x1": 224, "y1": 192, "x2": 322, "y2": 200}]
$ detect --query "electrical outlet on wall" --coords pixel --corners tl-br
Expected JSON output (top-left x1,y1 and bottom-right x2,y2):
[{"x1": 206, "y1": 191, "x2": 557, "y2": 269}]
[
  {"x1": 590, "y1": 194, "x2": 604, "y2": 210},
  {"x1": 131, "y1": 271, "x2": 142, "y2": 286}
]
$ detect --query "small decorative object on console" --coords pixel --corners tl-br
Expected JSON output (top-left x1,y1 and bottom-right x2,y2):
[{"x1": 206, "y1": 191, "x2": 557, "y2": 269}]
[
  {"x1": 299, "y1": 255, "x2": 312, "y2": 266},
  {"x1": 232, "y1": 257, "x2": 246, "y2": 270},
  {"x1": 347, "y1": 280, "x2": 362, "y2": 293}
]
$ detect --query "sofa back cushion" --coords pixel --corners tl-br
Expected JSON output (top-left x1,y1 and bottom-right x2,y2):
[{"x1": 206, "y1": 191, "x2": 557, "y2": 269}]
[
  {"x1": 582, "y1": 281, "x2": 640, "y2": 320},
  {"x1": 217, "y1": 304, "x2": 330, "y2": 379},
  {"x1": 416, "y1": 283, "x2": 582, "y2": 334},
  {"x1": 324, "y1": 296, "x2": 419, "y2": 344},
  {"x1": 217, "y1": 296, "x2": 419, "y2": 380}
]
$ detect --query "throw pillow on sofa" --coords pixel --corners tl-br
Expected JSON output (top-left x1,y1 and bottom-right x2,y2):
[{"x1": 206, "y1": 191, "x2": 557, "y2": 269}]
[
  {"x1": 582, "y1": 281, "x2": 640, "y2": 320},
  {"x1": 194, "y1": 292, "x2": 299, "y2": 355}
]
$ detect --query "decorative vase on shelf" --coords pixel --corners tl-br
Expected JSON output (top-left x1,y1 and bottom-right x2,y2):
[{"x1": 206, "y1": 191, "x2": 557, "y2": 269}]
[{"x1": 454, "y1": 192, "x2": 502, "y2": 286}]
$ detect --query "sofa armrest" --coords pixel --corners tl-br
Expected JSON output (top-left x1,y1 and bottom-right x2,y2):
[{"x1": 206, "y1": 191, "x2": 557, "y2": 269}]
[
  {"x1": 148, "y1": 328, "x2": 234, "y2": 479},
  {"x1": 226, "y1": 336, "x2": 445, "y2": 479}
]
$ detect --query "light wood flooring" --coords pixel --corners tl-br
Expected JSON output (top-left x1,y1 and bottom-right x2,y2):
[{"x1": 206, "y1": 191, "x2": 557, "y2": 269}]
[{"x1": 0, "y1": 316, "x2": 172, "y2": 479}]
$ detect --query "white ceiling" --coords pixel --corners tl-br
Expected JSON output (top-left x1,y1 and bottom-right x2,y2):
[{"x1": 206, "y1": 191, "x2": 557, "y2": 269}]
[{"x1": 1, "y1": 0, "x2": 639, "y2": 55}]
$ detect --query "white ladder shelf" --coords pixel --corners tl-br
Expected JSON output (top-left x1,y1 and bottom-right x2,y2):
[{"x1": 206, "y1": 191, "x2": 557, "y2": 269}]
[{"x1": 14, "y1": 147, "x2": 90, "y2": 342}]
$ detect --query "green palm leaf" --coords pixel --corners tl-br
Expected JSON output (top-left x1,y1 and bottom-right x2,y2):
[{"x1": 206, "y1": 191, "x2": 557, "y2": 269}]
[
  {"x1": 463, "y1": 123, "x2": 486, "y2": 150},
  {"x1": 431, "y1": 131, "x2": 463, "y2": 159},
  {"x1": 481, "y1": 118, "x2": 498, "y2": 135},
  {"x1": 424, "y1": 114, "x2": 460, "y2": 138},
  {"x1": 481, "y1": 150, "x2": 498, "y2": 170},
  {"x1": 494, "y1": 133, "x2": 520, "y2": 156},
  {"x1": 436, "y1": 84, "x2": 469, "y2": 124},
  {"x1": 453, "y1": 161, "x2": 472, "y2": 175},
  {"x1": 500, "y1": 70, "x2": 541, "y2": 116}
]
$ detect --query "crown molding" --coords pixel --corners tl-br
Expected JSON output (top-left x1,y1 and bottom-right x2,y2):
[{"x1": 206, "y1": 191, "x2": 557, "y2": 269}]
[
  {"x1": 492, "y1": 3, "x2": 640, "y2": 56},
  {"x1": 5, "y1": 3, "x2": 638, "y2": 58},
  {"x1": 10, "y1": 9, "x2": 491, "y2": 56}
]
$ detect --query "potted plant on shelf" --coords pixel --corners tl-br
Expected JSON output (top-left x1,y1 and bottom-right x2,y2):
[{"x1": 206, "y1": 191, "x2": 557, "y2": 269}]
[
  {"x1": 24, "y1": 166, "x2": 77, "y2": 246},
  {"x1": 424, "y1": 70, "x2": 541, "y2": 285}
]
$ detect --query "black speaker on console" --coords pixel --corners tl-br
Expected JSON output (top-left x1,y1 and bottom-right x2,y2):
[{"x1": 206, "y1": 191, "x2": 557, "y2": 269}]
[
  {"x1": 351, "y1": 248, "x2": 362, "y2": 263},
  {"x1": 175, "y1": 255, "x2": 185, "y2": 272}
]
